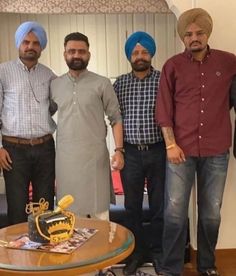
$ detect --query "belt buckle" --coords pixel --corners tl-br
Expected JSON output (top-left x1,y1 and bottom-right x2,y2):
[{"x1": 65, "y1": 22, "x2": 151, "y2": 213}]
[
  {"x1": 138, "y1": 144, "x2": 148, "y2": 151},
  {"x1": 30, "y1": 139, "x2": 35, "y2": 146}
]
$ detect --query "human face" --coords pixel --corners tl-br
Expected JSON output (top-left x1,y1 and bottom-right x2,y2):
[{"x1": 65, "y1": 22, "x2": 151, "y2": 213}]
[
  {"x1": 183, "y1": 23, "x2": 208, "y2": 54},
  {"x1": 19, "y1": 32, "x2": 42, "y2": 62},
  {"x1": 64, "y1": 40, "x2": 90, "y2": 71},
  {"x1": 130, "y1": 44, "x2": 152, "y2": 72}
]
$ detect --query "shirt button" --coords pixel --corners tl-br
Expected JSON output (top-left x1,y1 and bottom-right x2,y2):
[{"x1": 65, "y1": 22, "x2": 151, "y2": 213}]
[
  {"x1": 73, "y1": 91, "x2": 76, "y2": 94},
  {"x1": 201, "y1": 110, "x2": 204, "y2": 113},
  {"x1": 202, "y1": 85, "x2": 205, "y2": 88},
  {"x1": 201, "y1": 73, "x2": 204, "y2": 76},
  {"x1": 73, "y1": 102, "x2": 76, "y2": 104},
  {"x1": 200, "y1": 123, "x2": 203, "y2": 126},
  {"x1": 199, "y1": 136, "x2": 202, "y2": 139},
  {"x1": 202, "y1": 98, "x2": 205, "y2": 101}
]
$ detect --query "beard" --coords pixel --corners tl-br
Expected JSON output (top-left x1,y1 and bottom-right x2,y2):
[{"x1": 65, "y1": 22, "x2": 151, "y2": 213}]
[
  {"x1": 131, "y1": 59, "x2": 151, "y2": 72},
  {"x1": 189, "y1": 41, "x2": 207, "y2": 52},
  {"x1": 20, "y1": 50, "x2": 41, "y2": 61},
  {"x1": 66, "y1": 58, "x2": 88, "y2": 71}
]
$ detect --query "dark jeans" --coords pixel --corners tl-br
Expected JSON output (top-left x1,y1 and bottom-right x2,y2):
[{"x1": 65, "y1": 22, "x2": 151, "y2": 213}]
[
  {"x1": 3, "y1": 138, "x2": 55, "y2": 225},
  {"x1": 121, "y1": 142, "x2": 166, "y2": 261},
  {"x1": 161, "y1": 153, "x2": 229, "y2": 276}
]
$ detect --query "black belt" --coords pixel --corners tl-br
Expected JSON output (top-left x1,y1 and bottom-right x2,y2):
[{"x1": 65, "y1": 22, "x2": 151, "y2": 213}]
[
  {"x1": 124, "y1": 142, "x2": 160, "y2": 151},
  {"x1": 2, "y1": 134, "x2": 53, "y2": 146}
]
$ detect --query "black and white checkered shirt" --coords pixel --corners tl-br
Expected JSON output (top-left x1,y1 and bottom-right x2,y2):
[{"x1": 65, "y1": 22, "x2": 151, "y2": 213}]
[{"x1": 113, "y1": 67, "x2": 163, "y2": 144}]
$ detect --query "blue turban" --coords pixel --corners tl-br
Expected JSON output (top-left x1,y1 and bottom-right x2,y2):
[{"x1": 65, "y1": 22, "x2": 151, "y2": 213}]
[
  {"x1": 125, "y1": 31, "x2": 156, "y2": 60},
  {"x1": 15, "y1": 21, "x2": 47, "y2": 49}
]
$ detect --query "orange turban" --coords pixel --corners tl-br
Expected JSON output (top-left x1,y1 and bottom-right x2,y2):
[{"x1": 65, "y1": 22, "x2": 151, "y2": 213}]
[{"x1": 177, "y1": 8, "x2": 213, "y2": 41}]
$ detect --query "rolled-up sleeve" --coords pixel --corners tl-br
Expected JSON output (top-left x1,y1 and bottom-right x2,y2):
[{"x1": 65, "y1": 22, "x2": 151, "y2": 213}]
[
  {"x1": 155, "y1": 60, "x2": 175, "y2": 128},
  {"x1": 102, "y1": 78, "x2": 122, "y2": 126}
]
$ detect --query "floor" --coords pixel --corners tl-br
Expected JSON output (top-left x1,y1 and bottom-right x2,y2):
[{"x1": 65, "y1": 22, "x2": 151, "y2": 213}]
[
  {"x1": 99, "y1": 249, "x2": 236, "y2": 276},
  {"x1": 82, "y1": 263, "x2": 156, "y2": 276},
  {"x1": 109, "y1": 263, "x2": 195, "y2": 276}
]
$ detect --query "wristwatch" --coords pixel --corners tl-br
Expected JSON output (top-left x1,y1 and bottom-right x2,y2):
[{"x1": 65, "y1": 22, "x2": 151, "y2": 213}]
[{"x1": 114, "y1": 147, "x2": 125, "y2": 154}]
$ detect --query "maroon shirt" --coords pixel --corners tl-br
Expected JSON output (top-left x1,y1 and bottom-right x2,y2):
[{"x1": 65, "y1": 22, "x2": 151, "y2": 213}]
[{"x1": 156, "y1": 47, "x2": 236, "y2": 157}]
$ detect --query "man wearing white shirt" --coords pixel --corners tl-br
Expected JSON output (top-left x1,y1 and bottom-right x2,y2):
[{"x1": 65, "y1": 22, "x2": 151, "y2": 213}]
[{"x1": 0, "y1": 21, "x2": 56, "y2": 225}]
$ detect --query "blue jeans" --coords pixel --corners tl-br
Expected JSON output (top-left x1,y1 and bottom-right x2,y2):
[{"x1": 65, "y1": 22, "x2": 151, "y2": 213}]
[
  {"x1": 3, "y1": 138, "x2": 55, "y2": 225},
  {"x1": 121, "y1": 142, "x2": 166, "y2": 261},
  {"x1": 161, "y1": 152, "x2": 229, "y2": 276}
]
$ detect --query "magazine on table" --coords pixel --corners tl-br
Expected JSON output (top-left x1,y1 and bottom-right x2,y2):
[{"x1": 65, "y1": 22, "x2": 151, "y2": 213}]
[{"x1": 6, "y1": 228, "x2": 98, "y2": 254}]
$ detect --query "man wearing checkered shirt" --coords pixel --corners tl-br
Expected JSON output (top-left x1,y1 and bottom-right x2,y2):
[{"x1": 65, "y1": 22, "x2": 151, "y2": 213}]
[{"x1": 113, "y1": 31, "x2": 165, "y2": 275}]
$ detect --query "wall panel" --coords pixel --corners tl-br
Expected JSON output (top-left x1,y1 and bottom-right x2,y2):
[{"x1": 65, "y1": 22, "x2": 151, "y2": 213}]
[
  {"x1": 0, "y1": 12, "x2": 180, "y2": 153},
  {"x1": 0, "y1": 12, "x2": 179, "y2": 76}
]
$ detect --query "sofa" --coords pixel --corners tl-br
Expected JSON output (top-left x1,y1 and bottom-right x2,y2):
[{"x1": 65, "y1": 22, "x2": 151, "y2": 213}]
[
  {"x1": 109, "y1": 193, "x2": 154, "y2": 263},
  {"x1": 0, "y1": 194, "x2": 8, "y2": 228}
]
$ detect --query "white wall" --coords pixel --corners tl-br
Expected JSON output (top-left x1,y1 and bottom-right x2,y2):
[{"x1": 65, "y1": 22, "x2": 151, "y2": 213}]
[{"x1": 166, "y1": 0, "x2": 236, "y2": 249}]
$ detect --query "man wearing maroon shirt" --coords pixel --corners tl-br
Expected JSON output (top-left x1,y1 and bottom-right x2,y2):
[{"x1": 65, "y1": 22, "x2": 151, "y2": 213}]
[{"x1": 156, "y1": 8, "x2": 236, "y2": 276}]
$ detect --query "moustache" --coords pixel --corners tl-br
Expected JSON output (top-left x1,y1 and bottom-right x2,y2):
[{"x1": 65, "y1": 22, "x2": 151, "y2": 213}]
[
  {"x1": 134, "y1": 59, "x2": 149, "y2": 64},
  {"x1": 190, "y1": 41, "x2": 201, "y2": 46},
  {"x1": 71, "y1": 58, "x2": 83, "y2": 62},
  {"x1": 25, "y1": 50, "x2": 37, "y2": 54}
]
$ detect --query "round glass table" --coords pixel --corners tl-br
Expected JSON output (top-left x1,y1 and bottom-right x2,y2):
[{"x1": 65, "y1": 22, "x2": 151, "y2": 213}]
[{"x1": 0, "y1": 217, "x2": 134, "y2": 275}]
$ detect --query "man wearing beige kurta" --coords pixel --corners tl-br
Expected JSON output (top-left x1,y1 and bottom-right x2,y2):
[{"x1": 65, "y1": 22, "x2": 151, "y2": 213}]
[{"x1": 51, "y1": 32, "x2": 124, "y2": 219}]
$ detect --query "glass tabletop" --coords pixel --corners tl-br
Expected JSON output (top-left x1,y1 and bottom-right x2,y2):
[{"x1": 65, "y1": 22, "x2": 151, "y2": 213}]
[{"x1": 0, "y1": 217, "x2": 134, "y2": 275}]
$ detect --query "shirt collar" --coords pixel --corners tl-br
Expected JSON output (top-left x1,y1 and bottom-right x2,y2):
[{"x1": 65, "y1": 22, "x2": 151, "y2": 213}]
[
  {"x1": 16, "y1": 57, "x2": 38, "y2": 71},
  {"x1": 67, "y1": 69, "x2": 88, "y2": 82},
  {"x1": 130, "y1": 66, "x2": 155, "y2": 80},
  {"x1": 184, "y1": 45, "x2": 211, "y2": 62}
]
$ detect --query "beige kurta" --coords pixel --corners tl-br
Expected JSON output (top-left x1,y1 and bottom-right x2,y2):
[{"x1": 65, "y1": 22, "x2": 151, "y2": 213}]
[{"x1": 51, "y1": 70, "x2": 121, "y2": 215}]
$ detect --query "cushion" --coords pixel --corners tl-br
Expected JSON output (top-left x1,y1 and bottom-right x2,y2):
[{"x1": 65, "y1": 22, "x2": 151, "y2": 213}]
[{"x1": 112, "y1": 171, "x2": 123, "y2": 195}]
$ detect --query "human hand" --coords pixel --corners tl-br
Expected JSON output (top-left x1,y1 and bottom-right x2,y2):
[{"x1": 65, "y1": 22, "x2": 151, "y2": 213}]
[
  {"x1": 167, "y1": 144, "x2": 186, "y2": 164},
  {"x1": 0, "y1": 147, "x2": 12, "y2": 170},
  {"x1": 111, "y1": 152, "x2": 124, "y2": 171}
]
